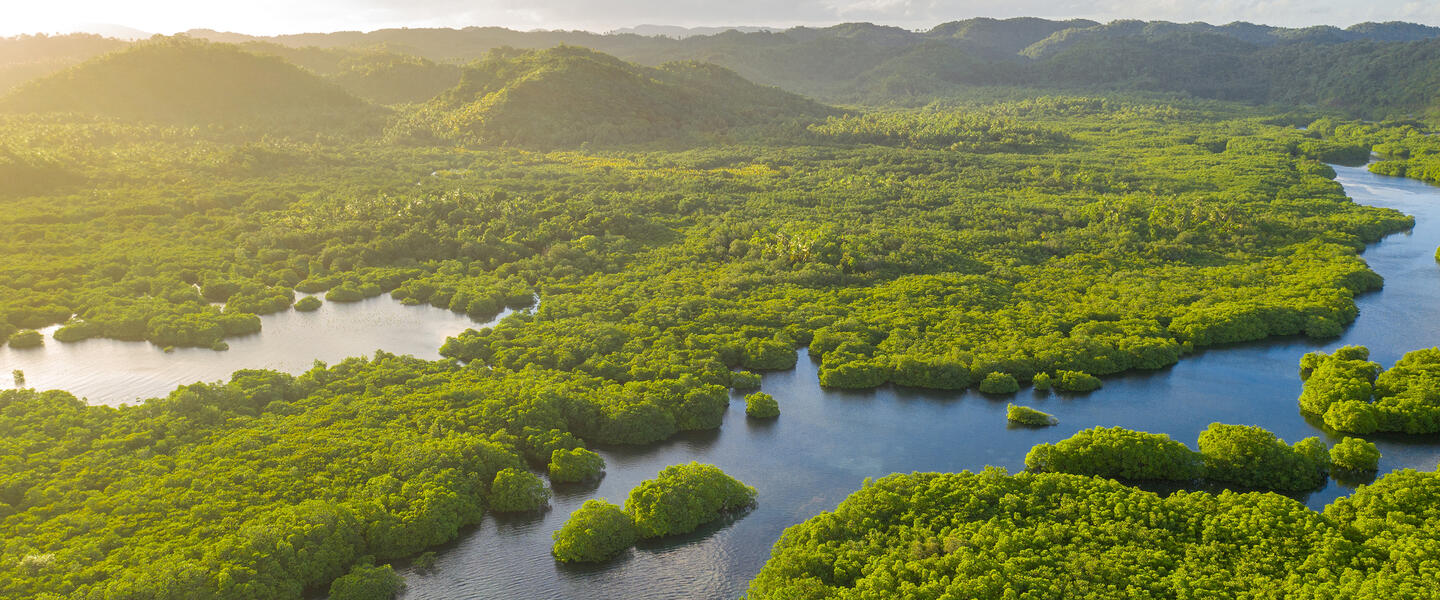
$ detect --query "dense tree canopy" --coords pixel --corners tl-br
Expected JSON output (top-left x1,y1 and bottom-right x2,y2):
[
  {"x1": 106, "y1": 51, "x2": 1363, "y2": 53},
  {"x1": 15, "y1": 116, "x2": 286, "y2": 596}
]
[
  {"x1": 1, "y1": 40, "x2": 1437, "y2": 598},
  {"x1": 624, "y1": 462, "x2": 757, "y2": 538},
  {"x1": 1025, "y1": 426, "x2": 1203, "y2": 481},
  {"x1": 551, "y1": 500, "x2": 637, "y2": 563},
  {"x1": 1299, "y1": 345, "x2": 1440, "y2": 434},
  {"x1": 748, "y1": 468, "x2": 1440, "y2": 599}
]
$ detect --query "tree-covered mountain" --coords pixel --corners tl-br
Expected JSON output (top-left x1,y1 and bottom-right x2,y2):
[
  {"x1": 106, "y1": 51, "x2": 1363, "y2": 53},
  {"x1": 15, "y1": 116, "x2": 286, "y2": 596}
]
[
  {"x1": 0, "y1": 33, "x2": 126, "y2": 94},
  {"x1": 391, "y1": 45, "x2": 834, "y2": 147},
  {"x1": 174, "y1": 19, "x2": 1440, "y2": 118},
  {"x1": 0, "y1": 37, "x2": 386, "y2": 132}
]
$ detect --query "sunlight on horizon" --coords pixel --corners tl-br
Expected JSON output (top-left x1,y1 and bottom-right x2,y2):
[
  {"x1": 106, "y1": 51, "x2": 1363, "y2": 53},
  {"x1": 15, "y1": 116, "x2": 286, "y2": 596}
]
[{"x1": 6, "y1": 0, "x2": 1440, "y2": 39}]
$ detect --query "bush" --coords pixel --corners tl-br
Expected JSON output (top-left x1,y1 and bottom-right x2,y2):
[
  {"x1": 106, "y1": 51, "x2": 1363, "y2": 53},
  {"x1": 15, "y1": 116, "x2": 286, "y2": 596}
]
[
  {"x1": 1329, "y1": 437, "x2": 1381, "y2": 471},
  {"x1": 8, "y1": 329, "x2": 43, "y2": 349},
  {"x1": 1006, "y1": 404, "x2": 1057, "y2": 426},
  {"x1": 729, "y1": 370, "x2": 762, "y2": 390},
  {"x1": 626, "y1": 462, "x2": 756, "y2": 538},
  {"x1": 890, "y1": 356, "x2": 971, "y2": 390},
  {"x1": 549, "y1": 448, "x2": 605, "y2": 484},
  {"x1": 741, "y1": 338, "x2": 797, "y2": 370},
  {"x1": 1055, "y1": 370, "x2": 1102, "y2": 393},
  {"x1": 294, "y1": 296, "x2": 322, "y2": 312},
  {"x1": 818, "y1": 355, "x2": 891, "y2": 388},
  {"x1": 552, "y1": 499, "x2": 637, "y2": 563},
  {"x1": 978, "y1": 372, "x2": 1019, "y2": 394},
  {"x1": 1025, "y1": 427, "x2": 1203, "y2": 480},
  {"x1": 328, "y1": 562, "x2": 404, "y2": 600},
  {"x1": 489, "y1": 468, "x2": 551, "y2": 512},
  {"x1": 1032, "y1": 372, "x2": 1052, "y2": 391},
  {"x1": 746, "y1": 392, "x2": 780, "y2": 418},
  {"x1": 1299, "y1": 345, "x2": 1440, "y2": 434},
  {"x1": 1198, "y1": 423, "x2": 1329, "y2": 491}
]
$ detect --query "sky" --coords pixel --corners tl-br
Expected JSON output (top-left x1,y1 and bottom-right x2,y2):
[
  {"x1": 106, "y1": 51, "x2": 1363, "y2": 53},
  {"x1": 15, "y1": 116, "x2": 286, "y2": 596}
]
[{"x1": 4, "y1": 0, "x2": 1440, "y2": 38}]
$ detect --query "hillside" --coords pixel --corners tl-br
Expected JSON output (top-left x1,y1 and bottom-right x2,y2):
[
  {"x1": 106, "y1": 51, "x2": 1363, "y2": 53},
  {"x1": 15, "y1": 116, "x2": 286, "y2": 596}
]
[
  {"x1": 394, "y1": 46, "x2": 835, "y2": 147},
  {"x1": 182, "y1": 20, "x2": 1440, "y2": 118},
  {"x1": 0, "y1": 37, "x2": 386, "y2": 132}
]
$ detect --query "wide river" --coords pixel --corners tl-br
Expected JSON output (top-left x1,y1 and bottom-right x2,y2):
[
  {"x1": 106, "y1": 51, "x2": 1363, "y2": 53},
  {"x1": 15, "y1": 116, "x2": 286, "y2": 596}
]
[
  {"x1": 4, "y1": 165, "x2": 1439, "y2": 599},
  {"x1": 398, "y1": 163, "x2": 1440, "y2": 599}
]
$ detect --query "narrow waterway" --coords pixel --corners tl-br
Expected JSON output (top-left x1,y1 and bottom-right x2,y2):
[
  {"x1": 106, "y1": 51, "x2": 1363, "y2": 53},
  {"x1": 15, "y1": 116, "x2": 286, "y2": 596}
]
[{"x1": 396, "y1": 164, "x2": 1440, "y2": 600}]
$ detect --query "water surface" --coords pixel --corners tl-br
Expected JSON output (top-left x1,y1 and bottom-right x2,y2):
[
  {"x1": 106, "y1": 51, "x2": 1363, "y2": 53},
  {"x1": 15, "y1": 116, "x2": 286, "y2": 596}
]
[
  {"x1": 0, "y1": 295, "x2": 502, "y2": 405},
  {"x1": 397, "y1": 164, "x2": 1440, "y2": 599}
]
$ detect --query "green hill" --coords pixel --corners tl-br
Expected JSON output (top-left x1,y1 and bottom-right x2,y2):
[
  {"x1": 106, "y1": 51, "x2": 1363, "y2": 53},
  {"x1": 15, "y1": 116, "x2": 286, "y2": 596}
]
[
  {"x1": 395, "y1": 46, "x2": 835, "y2": 147},
  {"x1": 0, "y1": 36, "x2": 385, "y2": 132}
]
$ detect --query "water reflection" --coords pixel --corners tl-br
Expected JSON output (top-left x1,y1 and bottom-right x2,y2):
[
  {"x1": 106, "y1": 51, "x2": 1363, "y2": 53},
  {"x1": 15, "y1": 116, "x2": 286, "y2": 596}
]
[
  {"x1": 397, "y1": 165, "x2": 1440, "y2": 600},
  {"x1": 0, "y1": 294, "x2": 508, "y2": 406}
]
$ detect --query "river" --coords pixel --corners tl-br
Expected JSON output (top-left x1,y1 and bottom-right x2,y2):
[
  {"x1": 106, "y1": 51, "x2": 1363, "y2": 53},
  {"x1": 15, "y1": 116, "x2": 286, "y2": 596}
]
[
  {"x1": 5, "y1": 165, "x2": 1438, "y2": 600},
  {"x1": 395, "y1": 163, "x2": 1440, "y2": 599}
]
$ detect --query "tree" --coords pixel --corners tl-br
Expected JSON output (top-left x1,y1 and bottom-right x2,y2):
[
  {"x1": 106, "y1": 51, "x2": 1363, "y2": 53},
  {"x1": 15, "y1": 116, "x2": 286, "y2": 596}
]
[
  {"x1": 327, "y1": 562, "x2": 404, "y2": 600},
  {"x1": 746, "y1": 392, "x2": 780, "y2": 418},
  {"x1": 625, "y1": 462, "x2": 756, "y2": 538},
  {"x1": 978, "y1": 372, "x2": 1019, "y2": 394},
  {"x1": 1006, "y1": 404, "x2": 1057, "y2": 426},
  {"x1": 551, "y1": 500, "x2": 637, "y2": 563},
  {"x1": 489, "y1": 468, "x2": 551, "y2": 512},
  {"x1": 548, "y1": 448, "x2": 605, "y2": 484},
  {"x1": 1329, "y1": 437, "x2": 1381, "y2": 471}
]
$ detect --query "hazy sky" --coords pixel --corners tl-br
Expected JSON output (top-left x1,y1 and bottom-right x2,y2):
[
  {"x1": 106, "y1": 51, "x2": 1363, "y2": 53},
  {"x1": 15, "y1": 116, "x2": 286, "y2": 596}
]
[{"x1": 6, "y1": 0, "x2": 1440, "y2": 37}]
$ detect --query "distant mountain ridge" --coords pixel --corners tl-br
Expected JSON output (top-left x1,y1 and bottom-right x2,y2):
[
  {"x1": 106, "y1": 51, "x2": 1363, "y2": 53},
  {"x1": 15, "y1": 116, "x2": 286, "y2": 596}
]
[
  {"x1": 392, "y1": 45, "x2": 835, "y2": 147},
  {"x1": 0, "y1": 36, "x2": 386, "y2": 131},
  {"x1": 7, "y1": 18, "x2": 1440, "y2": 119}
]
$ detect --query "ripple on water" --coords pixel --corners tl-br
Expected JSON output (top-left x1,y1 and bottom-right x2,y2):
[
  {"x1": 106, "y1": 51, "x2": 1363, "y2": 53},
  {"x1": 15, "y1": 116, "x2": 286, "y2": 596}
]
[{"x1": 398, "y1": 165, "x2": 1440, "y2": 600}]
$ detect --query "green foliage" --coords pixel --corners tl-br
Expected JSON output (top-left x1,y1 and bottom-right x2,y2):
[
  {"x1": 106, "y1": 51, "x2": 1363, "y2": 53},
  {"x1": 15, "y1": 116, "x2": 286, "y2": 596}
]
[
  {"x1": 748, "y1": 468, "x2": 1440, "y2": 599},
  {"x1": 746, "y1": 392, "x2": 780, "y2": 418},
  {"x1": 1026, "y1": 426, "x2": 1203, "y2": 480},
  {"x1": 0, "y1": 68, "x2": 1434, "y2": 599},
  {"x1": 1198, "y1": 423, "x2": 1329, "y2": 491},
  {"x1": 625, "y1": 462, "x2": 757, "y2": 538},
  {"x1": 729, "y1": 370, "x2": 762, "y2": 390},
  {"x1": 741, "y1": 337, "x2": 799, "y2": 370},
  {"x1": 548, "y1": 448, "x2": 606, "y2": 484},
  {"x1": 328, "y1": 562, "x2": 404, "y2": 600},
  {"x1": 1031, "y1": 371, "x2": 1051, "y2": 390},
  {"x1": 489, "y1": 468, "x2": 551, "y2": 512},
  {"x1": 1054, "y1": 369, "x2": 1102, "y2": 392},
  {"x1": 809, "y1": 109, "x2": 1071, "y2": 152},
  {"x1": 294, "y1": 295, "x2": 323, "y2": 312},
  {"x1": 1330, "y1": 437, "x2": 1381, "y2": 472},
  {"x1": 7, "y1": 328, "x2": 42, "y2": 349},
  {"x1": 1298, "y1": 345, "x2": 1440, "y2": 434},
  {"x1": 411, "y1": 551, "x2": 437, "y2": 573},
  {"x1": 1005, "y1": 403, "x2": 1056, "y2": 426},
  {"x1": 551, "y1": 499, "x2": 637, "y2": 563},
  {"x1": 977, "y1": 372, "x2": 1019, "y2": 394},
  {"x1": 0, "y1": 36, "x2": 385, "y2": 134},
  {"x1": 392, "y1": 46, "x2": 834, "y2": 148}
]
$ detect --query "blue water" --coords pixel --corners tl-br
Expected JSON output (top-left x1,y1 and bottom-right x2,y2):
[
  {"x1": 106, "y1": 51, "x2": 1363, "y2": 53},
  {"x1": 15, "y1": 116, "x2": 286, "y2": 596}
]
[{"x1": 395, "y1": 164, "x2": 1440, "y2": 599}]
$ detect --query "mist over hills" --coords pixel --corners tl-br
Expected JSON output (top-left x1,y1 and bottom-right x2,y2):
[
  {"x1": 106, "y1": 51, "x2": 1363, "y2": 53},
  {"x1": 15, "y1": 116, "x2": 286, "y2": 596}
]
[
  {"x1": 4, "y1": 16, "x2": 1440, "y2": 127},
  {"x1": 391, "y1": 45, "x2": 835, "y2": 147},
  {"x1": 0, "y1": 37, "x2": 386, "y2": 132},
  {"x1": 174, "y1": 18, "x2": 1440, "y2": 117}
]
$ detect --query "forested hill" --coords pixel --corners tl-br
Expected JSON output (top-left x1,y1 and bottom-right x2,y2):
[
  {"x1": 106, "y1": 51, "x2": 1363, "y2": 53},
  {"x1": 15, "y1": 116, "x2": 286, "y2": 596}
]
[
  {"x1": 391, "y1": 46, "x2": 835, "y2": 147},
  {"x1": 174, "y1": 19, "x2": 1440, "y2": 118},
  {"x1": 0, "y1": 37, "x2": 386, "y2": 132}
]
